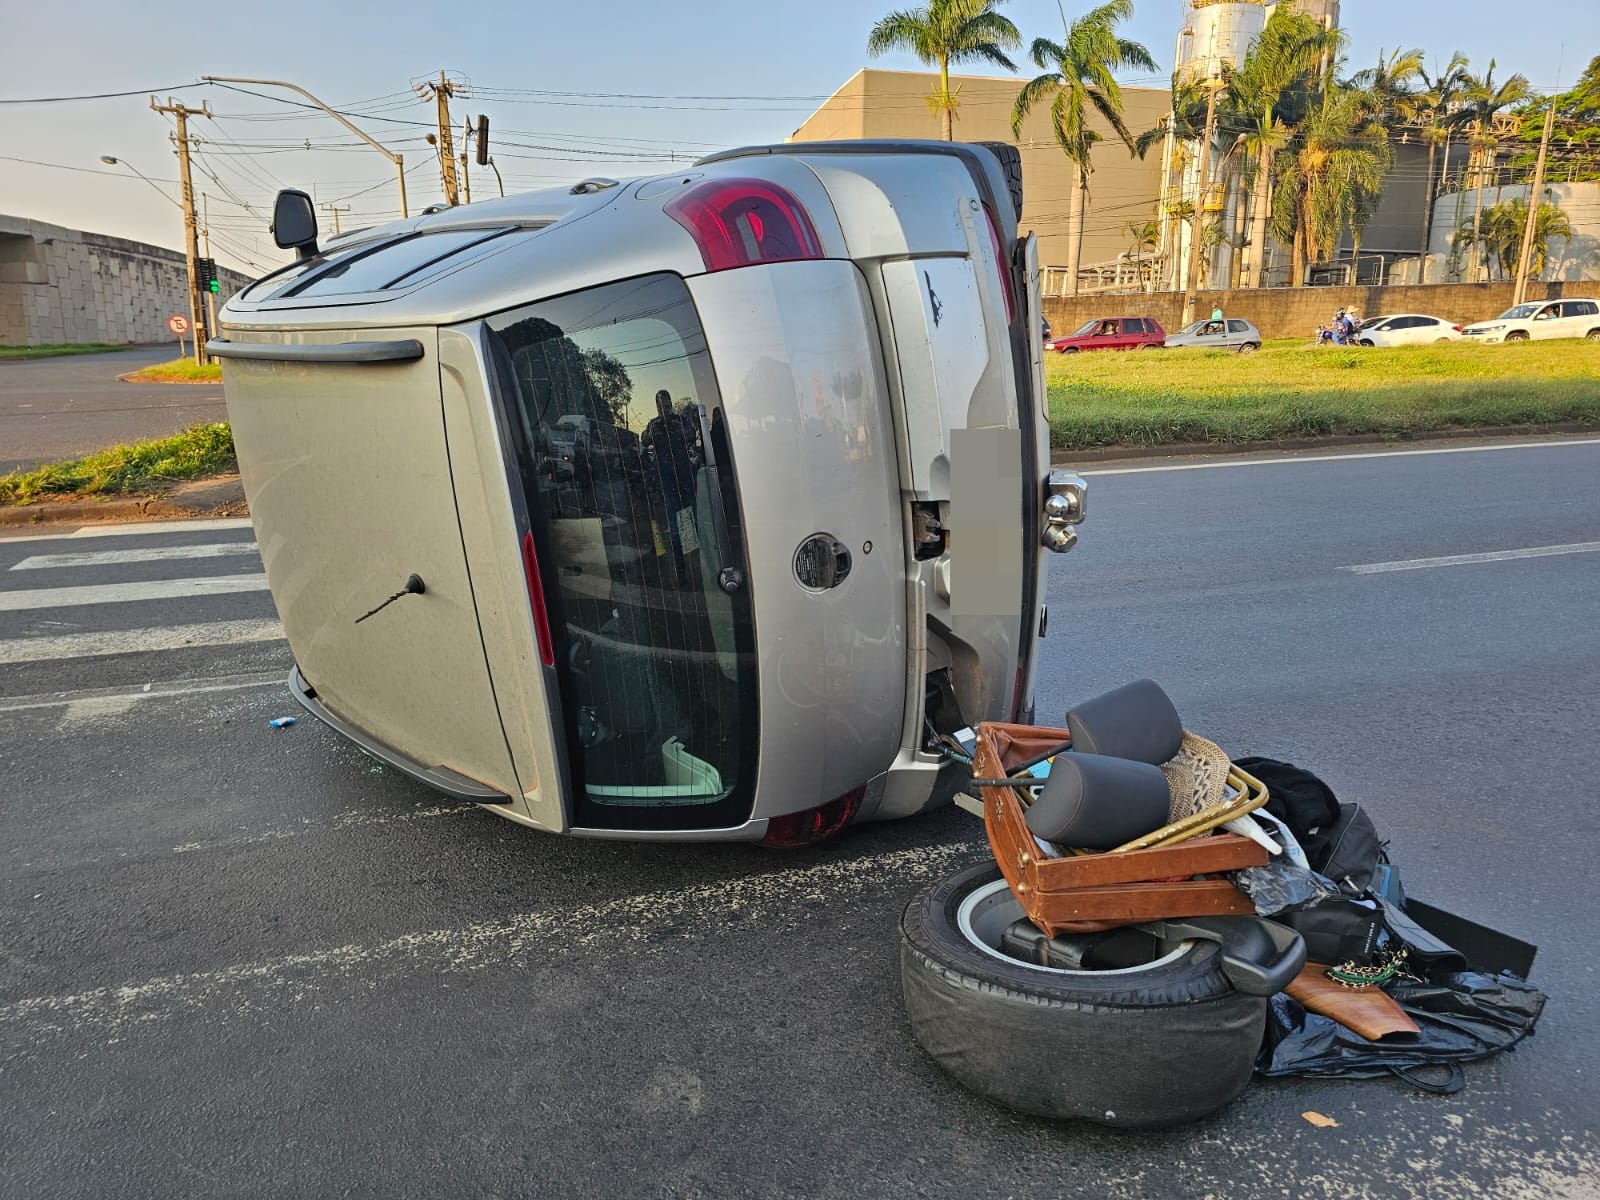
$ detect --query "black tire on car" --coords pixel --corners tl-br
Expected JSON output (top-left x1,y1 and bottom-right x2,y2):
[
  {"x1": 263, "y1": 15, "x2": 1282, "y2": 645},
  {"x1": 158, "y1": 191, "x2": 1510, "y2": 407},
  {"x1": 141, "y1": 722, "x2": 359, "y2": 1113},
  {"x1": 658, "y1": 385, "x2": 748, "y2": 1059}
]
[
  {"x1": 977, "y1": 142, "x2": 1024, "y2": 223},
  {"x1": 899, "y1": 863, "x2": 1268, "y2": 1130},
  {"x1": 1238, "y1": 342, "x2": 1260, "y2": 354},
  {"x1": 1507, "y1": 331, "x2": 1530, "y2": 342},
  {"x1": 1586, "y1": 329, "x2": 1600, "y2": 341},
  {"x1": 1359, "y1": 338, "x2": 1376, "y2": 347}
]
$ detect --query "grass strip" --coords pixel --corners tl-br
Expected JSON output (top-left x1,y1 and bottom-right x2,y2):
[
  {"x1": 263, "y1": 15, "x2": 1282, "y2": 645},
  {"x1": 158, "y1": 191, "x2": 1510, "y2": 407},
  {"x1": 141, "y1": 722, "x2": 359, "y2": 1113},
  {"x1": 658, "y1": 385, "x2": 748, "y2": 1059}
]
[
  {"x1": 0, "y1": 343, "x2": 125, "y2": 361},
  {"x1": 122, "y1": 357, "x2": 223, "y2": 383},
  {"x1": 0, "y1": 423, "x2": 236, "y2": 505},
  {"x1": 1047, "y1": 340, "x2": 1600, "y2": 449}
]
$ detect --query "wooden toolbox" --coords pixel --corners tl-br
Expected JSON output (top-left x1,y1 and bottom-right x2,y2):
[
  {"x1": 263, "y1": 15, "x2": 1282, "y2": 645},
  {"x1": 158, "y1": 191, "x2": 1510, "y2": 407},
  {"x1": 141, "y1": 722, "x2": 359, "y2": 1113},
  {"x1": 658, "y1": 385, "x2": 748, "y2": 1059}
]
[{"x1": 974, "y1": 722, "x2": 1269, "y2": 935}]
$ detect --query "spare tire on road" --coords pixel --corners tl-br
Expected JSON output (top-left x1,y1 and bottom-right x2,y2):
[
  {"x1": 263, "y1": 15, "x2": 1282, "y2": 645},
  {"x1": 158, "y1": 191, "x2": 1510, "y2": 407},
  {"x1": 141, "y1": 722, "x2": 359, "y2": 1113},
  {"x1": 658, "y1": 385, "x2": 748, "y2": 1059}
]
[{"x1": 900, "y1": 863, "x2": 1267, "y2": 1129}]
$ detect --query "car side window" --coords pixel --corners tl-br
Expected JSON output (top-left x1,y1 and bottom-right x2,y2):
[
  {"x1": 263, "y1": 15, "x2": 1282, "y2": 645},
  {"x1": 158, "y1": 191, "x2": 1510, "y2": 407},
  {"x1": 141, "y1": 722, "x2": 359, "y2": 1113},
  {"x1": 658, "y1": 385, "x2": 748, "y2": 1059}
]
[
  {"x1": 1536, "y1": 306, "x2": 1557, "y2": 320},
  {"x1": 1126, "y1": 319, "x2": 1145, "y2": 335},
  {"x1": 1227, "y1": 320, "x2": 1248, "y2": 334}
]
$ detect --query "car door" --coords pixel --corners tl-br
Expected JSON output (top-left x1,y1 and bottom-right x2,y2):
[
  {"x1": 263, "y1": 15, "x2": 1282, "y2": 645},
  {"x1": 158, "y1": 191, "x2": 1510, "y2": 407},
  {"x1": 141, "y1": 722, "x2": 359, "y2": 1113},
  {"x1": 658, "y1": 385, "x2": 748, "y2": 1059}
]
[
  {"x1": 1391, "y1": 316, "x2": 1426, "y2": 345},
  {"x1": 1116, "y1": 319, "x2": 1142, "y2": 351},
  {"x1": 1530, "y1": 302, "x2": 1564, "y2": 340}
]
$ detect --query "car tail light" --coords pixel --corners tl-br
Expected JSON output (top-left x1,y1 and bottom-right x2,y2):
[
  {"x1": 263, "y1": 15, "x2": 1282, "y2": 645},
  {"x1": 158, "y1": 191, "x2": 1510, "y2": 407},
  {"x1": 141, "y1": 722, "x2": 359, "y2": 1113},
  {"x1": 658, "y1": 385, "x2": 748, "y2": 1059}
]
[
  {"x1": 520, "y1": 531, "x2": 556, "y2": 668},
  {"x1": 981, "y1": 205, "x2": 1017, "y2": 325},
  {"x1": 665, "y1": 177, "x2": 823, "y2": 273},
  {"x1": 762, "y1": 787, "x2": 865, "y2": 848},
  {"x1": 1452, "y1": 325, "x2": 1463, "y2": 332}
]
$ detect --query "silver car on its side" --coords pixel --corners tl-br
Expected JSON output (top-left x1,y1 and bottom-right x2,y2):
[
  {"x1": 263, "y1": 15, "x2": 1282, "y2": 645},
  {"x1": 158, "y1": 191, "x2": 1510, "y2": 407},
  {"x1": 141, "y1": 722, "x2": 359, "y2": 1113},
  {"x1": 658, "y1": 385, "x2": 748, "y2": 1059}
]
[
  {"x1": 211, "y1": 141, "x2": 1081, "y2": 845},
  {"x1": 1164, "y1": 317, "x2": 1263, "y2": 353}
]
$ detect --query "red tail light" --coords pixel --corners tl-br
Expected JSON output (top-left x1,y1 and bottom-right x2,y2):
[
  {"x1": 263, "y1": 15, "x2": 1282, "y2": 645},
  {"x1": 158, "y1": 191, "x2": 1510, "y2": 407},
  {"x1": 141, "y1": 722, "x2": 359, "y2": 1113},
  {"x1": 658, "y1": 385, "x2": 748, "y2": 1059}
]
[
  {"x1": 520, "y1": 531, "x2": 556, "y2": 668},
  {"x1": 665, "y1": 177, "x2": 823, "y2": 273},
  {"x1": 982, "y1": 204, "x2": 1017, "y2": 325},
  {"x1": 1452, "y1": 325, "x2": 1463, "y2": 332},
  {"x1": 762, "y1": 787, "x2": 865, "y2": 849}
]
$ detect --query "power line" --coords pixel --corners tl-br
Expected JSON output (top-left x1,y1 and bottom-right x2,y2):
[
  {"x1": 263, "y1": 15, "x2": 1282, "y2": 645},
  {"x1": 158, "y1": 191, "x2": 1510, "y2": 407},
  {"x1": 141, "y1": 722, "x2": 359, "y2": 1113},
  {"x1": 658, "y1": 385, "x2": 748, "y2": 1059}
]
[{"x1": 0, "y1": 82, "x2": 205, "y2": 104}]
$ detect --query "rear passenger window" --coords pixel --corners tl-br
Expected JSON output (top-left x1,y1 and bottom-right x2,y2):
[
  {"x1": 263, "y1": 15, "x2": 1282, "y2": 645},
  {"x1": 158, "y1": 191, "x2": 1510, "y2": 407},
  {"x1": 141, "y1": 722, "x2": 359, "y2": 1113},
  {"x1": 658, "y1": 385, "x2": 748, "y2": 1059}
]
[
  {"x1": 1126, "y1": 319, "x2": 1145, "y2": 334},
  {"x1": 1227, "y1": 320, "x2": 1248, "y2": 333}
]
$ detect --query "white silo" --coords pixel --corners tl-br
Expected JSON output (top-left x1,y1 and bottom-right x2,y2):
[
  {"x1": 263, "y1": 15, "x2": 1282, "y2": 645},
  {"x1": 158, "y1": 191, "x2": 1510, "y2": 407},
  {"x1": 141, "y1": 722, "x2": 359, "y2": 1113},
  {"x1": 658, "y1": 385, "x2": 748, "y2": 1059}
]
[{"x1": 1175, "y1": 0, "x2": 1267, "y2": 82}]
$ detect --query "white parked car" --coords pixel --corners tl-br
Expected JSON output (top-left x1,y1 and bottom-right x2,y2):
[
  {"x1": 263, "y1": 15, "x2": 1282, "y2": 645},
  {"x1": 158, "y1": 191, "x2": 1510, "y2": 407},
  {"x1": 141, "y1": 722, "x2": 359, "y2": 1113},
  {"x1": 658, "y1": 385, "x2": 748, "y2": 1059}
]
[
  {"x1": 1357, "y1": 313, "x2": 1463, "y2": 347},
  {"x1": 1461, "y1": 298, "x2": 1600, "y2": 344}
]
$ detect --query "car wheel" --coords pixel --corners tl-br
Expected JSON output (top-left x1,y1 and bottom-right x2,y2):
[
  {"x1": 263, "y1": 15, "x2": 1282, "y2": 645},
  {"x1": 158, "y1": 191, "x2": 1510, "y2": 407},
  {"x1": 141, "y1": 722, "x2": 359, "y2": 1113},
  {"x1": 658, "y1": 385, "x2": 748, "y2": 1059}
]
[
  {"x1": 1060, "y1": 347, "x2": 1079, "y2": 355},
  {"x1": 1435, "y1": 338, "x2": 1454, "y2": 345},
  {"x1": 1507, "y1": 331, "x2": 1530, "y2": 342},
  {"x1": 1139, "y1": 343, "x2": 1163, "y2": 350},
  {"x1": 976, "y1": 142, "x2": 1024, "y2": 224},
  {"x1": 900, "y1": 863, "x2": 1268, "y2": 1129},
  {"x1": 1586, "y1": 330, "x2": 1600, "y2": 341},
  {"x1": 1237, "y1": 342, "x2": 1259, "y2": 355},
  {"x1": 1359, "y1": 339, "x2": 1376, "y2": 348}
]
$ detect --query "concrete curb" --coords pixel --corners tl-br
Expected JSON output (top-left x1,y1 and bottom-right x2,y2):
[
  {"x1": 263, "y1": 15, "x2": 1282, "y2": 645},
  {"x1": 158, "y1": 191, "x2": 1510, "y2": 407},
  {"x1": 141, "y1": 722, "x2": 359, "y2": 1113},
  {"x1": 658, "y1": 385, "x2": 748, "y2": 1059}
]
[
  {"x1": 1051, "y1": 423, "x2": 1599, "y2": 466},
  {"x1": 115, "y1": 370, "x2": 223, "y2": 385},
  {"x1": 0, "y1": 475, "x2": 248, "y2": 528}
]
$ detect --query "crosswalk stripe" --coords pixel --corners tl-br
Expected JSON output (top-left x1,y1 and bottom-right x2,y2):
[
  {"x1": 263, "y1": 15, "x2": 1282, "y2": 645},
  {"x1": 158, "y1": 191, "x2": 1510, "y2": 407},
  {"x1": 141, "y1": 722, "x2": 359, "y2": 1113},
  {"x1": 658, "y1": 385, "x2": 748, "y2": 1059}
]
[
  {"x1": 0, "y1": 573, "x2": 270, "y2": 612},
  {"x1": 59, "y1": 518, "x2": 255, "y2": 540},
  {"x1": 0, "y1": 618, "x2": 285, "y2": 664},
  {"x1": 11, "y1": 543, "x2": 256, "y2": 571}
]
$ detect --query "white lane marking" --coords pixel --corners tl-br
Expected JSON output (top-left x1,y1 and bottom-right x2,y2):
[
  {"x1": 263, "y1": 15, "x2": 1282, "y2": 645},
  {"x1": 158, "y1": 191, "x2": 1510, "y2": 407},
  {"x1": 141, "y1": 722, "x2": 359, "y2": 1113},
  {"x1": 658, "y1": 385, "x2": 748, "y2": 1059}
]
[
  {"x1": 0, "y1": 573, "x2": 269, "y2": 612},
  {"x1": 0, "y1": 670, "x2": 284, "y2": 714},
  {"x1": 0, "y1": 841, "x2": 981, "y2": 1035},
  {"x1": 11, "y1": 543, "x2": 256, "y2": 570},
  {"x1": 1080, "y1": 436, "x2": 1600, "y2": 476},
  {"x1": 0, "y1": 618, "x2": 285, "y2": 665},
  {"x1": 56, "y1": 695, "x2": 144, "y2": 732},
  {"x1": 1343, "y1": 541, "x2": 1600, "y2": 575},
  {"x1": 170, "y1": 804, "x2": 477, "y2": 855},
  {"x1": 59, "y1": 517, "x2": 254, "y2": 540}
]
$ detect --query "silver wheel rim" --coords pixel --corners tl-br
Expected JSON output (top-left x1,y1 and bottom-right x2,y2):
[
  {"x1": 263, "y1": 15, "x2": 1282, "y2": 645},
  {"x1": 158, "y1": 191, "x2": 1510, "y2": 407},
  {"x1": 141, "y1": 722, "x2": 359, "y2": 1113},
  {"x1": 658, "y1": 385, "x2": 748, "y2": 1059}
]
[{"x1": 955, "y1": 879, "x2": 1190, "y2": 977}]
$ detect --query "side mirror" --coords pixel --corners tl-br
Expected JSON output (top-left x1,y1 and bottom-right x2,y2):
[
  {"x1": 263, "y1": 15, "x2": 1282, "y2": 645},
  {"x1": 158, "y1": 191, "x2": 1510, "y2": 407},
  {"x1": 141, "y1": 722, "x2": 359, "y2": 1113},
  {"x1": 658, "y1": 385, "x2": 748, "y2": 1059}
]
[{"x1": 271, "y1": 189, "x2": 319, "y2": 259}]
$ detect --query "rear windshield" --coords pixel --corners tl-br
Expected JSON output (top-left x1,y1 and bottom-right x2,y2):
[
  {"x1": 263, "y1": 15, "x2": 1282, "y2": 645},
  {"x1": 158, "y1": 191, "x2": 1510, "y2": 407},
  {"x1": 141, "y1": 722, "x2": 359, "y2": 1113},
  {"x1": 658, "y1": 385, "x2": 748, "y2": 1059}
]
[{"x1": 486, "y1": 274, "x2": 755, "y2": 830}]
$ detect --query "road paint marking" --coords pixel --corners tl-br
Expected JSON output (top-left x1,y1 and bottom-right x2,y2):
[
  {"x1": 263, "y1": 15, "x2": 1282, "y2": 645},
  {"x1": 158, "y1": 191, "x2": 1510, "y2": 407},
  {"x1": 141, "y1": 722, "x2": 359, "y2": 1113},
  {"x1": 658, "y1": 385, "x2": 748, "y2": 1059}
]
[
  {"x1": 0, "y1": 841, "x2": 982, "y2": 1035},
  {"x1": 11, "y1": 543, "x2": 256, "y2": 570},
  {"x1": 0, "y1": 619, "x2": 285, "y2": 665},
  {"x1": 170, "y1": 803, "x2": 477, "y2": 855},
  {"x1": 1343, "y1": 541, "x2": 1600, "y2": 575},
  {"x1": 1081, "y1": 436, "x2": 1600, "y2": 476},
  {"x1": 60, "y1": 517, "x2": 254, "y2": 540},
  {"x1": 56, "y1": 695, "x2": 144, "y2": 732},
  {"x1": 0, "y1": 573, "x2": 269, "y2": 612},
  {"x1": 0, "y1": 670, "x2": 284, "y2": 715}
]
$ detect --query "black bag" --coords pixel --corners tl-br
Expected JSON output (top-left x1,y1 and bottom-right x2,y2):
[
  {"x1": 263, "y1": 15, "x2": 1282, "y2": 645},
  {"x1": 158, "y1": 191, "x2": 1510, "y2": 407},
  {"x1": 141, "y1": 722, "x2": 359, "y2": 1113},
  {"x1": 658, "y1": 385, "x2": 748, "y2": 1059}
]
[
  {"x1": 1277, "y1": 900, "x2": 1385, "y2": 966},
  {"x1": 1316, "y1": 803, "x2": 1384, "y2": 895},
  {"x1": 1235, "y1": 756, "x2": 1340, "y2": 846}
]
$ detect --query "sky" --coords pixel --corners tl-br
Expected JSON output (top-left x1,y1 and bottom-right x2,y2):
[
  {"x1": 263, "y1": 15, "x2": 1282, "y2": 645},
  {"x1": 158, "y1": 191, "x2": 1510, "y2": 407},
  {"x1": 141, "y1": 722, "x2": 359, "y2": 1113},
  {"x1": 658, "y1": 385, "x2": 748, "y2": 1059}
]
[{"x1": 3, "y1": 0, "x2": 1595, "y2": 274}]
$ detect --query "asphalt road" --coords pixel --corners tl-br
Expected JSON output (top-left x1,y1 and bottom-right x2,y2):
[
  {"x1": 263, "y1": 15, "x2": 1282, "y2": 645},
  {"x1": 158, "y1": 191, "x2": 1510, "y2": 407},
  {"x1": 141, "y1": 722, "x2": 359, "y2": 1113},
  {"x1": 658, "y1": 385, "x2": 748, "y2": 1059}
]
[
  {"x1": 0, "y1": 345, "x2": 227, "y2": 475},
  {"x1": 1, "y1": 437, "x2": 1597, "y2": 1199}
]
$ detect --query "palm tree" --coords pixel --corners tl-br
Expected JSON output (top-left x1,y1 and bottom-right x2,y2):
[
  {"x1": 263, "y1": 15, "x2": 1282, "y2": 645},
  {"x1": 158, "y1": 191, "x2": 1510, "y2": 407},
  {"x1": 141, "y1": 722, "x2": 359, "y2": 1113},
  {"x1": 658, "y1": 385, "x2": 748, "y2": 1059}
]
[
  {"x1": 1125, "y1": 217, "x2": 1161, "y2": 289},
  {"x1": 1459, "y1": 197, "x2": 1575, "y2": 279},
  {"x1": 1350, "y1": 47, "x2": 1426, "y2": 125},
  {"x1": 1271, "y1": 84, "x2": 1394, "y2": 286},
  {"x1": 1411, "y1": 53, "x2": 1471, "y2": 277},
  {"x1": 1226, "y1": 7, "x2": 1343, "y2": 287},
  {"x1": 1458, "y1": 61, "x2": 1533, "y2": 279},
  {"x1": 1011, "y1": 0, "x2": 1156, "y2": 296},
  {"x1": 867, "y1": 0, "x2": 1022, "y2": 140}
]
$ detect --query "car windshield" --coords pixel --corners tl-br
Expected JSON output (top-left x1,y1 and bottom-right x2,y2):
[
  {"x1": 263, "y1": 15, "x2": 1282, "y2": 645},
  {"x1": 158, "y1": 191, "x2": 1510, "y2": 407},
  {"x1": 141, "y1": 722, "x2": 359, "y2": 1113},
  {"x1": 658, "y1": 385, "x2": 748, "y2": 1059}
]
[
  {"x1": 1070, "y1": 320, "x2": 1101, "y2": 337},
  {"x1": 1499, "y1": 304, "x2": 1542, "y2": 320},
  {"x1": 486, "y1": 274, "x2": 755, "y2": 831}
]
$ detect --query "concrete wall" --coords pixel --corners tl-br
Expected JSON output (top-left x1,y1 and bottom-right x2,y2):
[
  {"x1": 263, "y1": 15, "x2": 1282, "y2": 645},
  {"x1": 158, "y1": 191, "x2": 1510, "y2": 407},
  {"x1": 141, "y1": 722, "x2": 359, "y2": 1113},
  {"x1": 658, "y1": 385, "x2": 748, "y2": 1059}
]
[
  {"x1": 791, "y1": 69, "x2": 1170, "y2": 275},
  {"x1": 0, "y1": 214, "x2": 252, "y2": 347},
  {"x1": 1042, "y1": 280, "x2": 1589, "y2": 342}
]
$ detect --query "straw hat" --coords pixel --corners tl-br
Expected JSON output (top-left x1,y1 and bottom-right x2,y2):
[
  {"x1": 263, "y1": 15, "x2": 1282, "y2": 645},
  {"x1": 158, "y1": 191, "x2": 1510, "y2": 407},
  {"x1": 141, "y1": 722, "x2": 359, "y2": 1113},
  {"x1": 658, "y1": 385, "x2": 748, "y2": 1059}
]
[{"x1": 1160, "y1": 731, "x2": 1233, "y2": 822}]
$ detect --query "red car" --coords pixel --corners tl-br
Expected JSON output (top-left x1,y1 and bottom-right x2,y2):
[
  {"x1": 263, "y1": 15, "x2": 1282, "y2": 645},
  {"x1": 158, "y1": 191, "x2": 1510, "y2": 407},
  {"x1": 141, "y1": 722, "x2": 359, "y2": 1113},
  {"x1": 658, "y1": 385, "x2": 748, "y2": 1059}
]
[{"x1": 1047, "y1": 316, "x2": 1166, "y2": 353}]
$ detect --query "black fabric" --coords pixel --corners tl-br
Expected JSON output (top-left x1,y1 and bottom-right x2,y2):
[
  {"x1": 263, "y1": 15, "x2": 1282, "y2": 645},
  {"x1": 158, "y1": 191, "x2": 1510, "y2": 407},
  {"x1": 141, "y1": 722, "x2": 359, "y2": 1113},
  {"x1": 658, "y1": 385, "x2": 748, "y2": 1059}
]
[
  {"x1": 1257, "y1": 971, "x2": 1546, "y2": 1090},
  {"x1": 1276, "y1": 900, "x2": 1385, "y2": 966},
  {"x1": 1234, "y1": 757, "x2": 1342, "y2": 855},
  {"x1": 1317, "y1": 803, "x2": 1384, "y2": 895}
]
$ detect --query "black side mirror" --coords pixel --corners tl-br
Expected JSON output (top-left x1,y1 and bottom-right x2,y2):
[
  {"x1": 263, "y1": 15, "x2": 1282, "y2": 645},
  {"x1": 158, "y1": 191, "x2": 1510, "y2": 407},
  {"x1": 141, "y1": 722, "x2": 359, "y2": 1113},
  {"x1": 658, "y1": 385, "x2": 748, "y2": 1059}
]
[{"x1": 271, "y1": 189, "x2": 319, "y2": 259}]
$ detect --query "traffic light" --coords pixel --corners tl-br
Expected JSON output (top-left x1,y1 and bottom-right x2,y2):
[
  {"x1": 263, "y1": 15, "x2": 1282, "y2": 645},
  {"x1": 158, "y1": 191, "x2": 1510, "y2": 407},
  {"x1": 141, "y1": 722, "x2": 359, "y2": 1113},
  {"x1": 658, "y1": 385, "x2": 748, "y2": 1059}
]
[
  {"x1": 196, "y1": 257, "x2": 219, "y2": 295},
  {"x1": 475, "y1": 115, "x2": 489, "y2": 166}
]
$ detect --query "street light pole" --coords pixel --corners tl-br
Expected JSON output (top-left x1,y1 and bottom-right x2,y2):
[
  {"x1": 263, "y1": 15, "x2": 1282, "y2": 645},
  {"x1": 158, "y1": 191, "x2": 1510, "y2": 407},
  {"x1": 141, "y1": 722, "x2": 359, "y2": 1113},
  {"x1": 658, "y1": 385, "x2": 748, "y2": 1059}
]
[
  {"x1": 201, "y1": 75, "x2": 408, "y2": 218},
  {"x1": 1181, "y1": 76, "x2": 1223, "y2": 329},
  {"x1": 1513, "y1": 101, "x2": 1556, "y2": 307}
]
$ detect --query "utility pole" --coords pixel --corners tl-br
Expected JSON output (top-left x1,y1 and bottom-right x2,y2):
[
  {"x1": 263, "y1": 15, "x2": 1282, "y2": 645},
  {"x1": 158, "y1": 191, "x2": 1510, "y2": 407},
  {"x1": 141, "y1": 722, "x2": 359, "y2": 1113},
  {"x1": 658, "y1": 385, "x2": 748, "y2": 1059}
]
[
  {"x1": 150, "y1": 96, "x2": 211, "y2": 364},
  {"x1": 418, "y1": 72, "x2": 461, "y2": 205},
  {"x1": 320, "y1": 202, "x2": 351, "y2": 235},
  {"x1": 1513, "y1": 101, "x2": 1557, "y2": 306},
  {"x1": 459, "y1": 117, "x2": 473, "y2": 205},
  {"x1": 1181, "y1": 77, "x2": 1222, "y2": 328}
]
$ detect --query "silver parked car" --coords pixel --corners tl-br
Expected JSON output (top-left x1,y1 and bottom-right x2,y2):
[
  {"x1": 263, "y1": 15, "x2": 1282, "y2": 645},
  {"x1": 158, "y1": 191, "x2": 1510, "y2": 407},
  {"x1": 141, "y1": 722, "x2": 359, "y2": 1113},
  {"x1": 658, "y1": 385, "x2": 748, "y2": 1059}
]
[
  {"x1": 211, "y1": 141, "x2": 1082, "y2": 844},
  {"x1": 1164, "y1": 317, "x2": 1262, "y2": 353}
]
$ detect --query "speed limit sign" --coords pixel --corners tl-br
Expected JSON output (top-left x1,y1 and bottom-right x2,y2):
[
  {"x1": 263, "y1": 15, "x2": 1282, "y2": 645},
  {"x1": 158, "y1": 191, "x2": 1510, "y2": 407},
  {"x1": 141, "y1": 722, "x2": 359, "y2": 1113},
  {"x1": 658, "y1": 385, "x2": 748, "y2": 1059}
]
[{"x1": 167, "y1": 314, "x2": 190, "y2": 336}]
